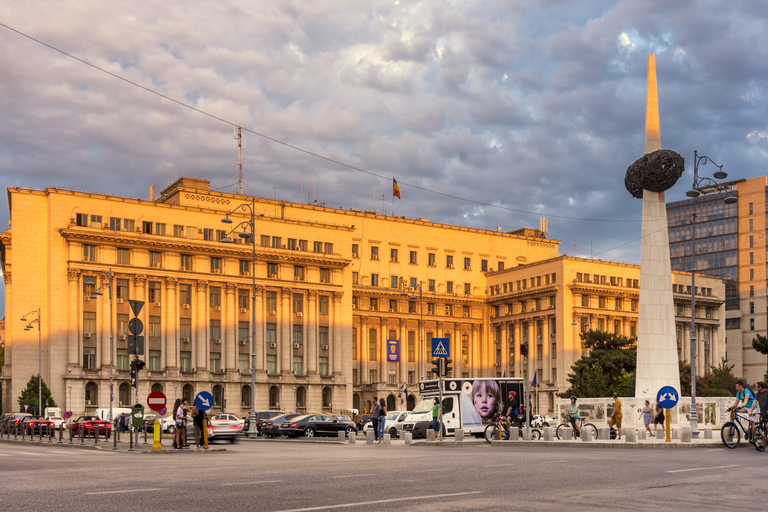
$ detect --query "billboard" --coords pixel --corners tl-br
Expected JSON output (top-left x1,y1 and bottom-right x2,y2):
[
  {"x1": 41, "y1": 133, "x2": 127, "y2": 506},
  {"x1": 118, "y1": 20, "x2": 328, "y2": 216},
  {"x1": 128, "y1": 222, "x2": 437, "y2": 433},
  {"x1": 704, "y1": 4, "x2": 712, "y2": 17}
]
[
  {"x1": 387, "y1": 339, "x2": 399, "y2": 362},
  {"x1": 460, "y1": 379, "x2": 524, "y2": 429}
]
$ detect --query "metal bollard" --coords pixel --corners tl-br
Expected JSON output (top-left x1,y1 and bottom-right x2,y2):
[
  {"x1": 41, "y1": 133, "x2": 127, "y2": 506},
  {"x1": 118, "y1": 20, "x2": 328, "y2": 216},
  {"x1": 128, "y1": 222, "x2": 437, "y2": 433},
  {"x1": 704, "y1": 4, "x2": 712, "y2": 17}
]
[
  {"x1": 58, "y1": 423, "x2": 63, "y2": 443},
  {"x1": 49, "y1": 425, "x2": 53, "y2": 443},
  {"x1": 81, "y1": 425, "x2": 85, "y2": 444},
  {"x1": 95, "y1": 426, "x2": 98, "y2": 445},
  {"x1": 69, "y1": 424, "x2": 73, "y2": 443},
  {"x1": 144, "y1": 426, "x2": 148, "y2": 444},
  {"x1": 21, "y1": 424, "x2": 25, "y2": 440},
  {"x1": 129, "y1": 427, "x2": 134, "y2": 451},
  {"x1": 114, "y1": 422, "x2": 118, "y2": 450},
  {"x1": 39, "y1": 425, "x2": 43, "y2": 442}
]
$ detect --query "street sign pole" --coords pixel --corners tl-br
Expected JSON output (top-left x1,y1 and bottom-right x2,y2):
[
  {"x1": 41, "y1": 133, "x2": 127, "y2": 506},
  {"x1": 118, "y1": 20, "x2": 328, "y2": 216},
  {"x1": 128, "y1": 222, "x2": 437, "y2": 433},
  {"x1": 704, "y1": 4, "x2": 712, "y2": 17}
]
[
  {"x1": 656, "y1": 386, "x2": 679, "y2": 444},
  {"x1": 431, "y1": 338, "x2": 449, "y2": 441}
]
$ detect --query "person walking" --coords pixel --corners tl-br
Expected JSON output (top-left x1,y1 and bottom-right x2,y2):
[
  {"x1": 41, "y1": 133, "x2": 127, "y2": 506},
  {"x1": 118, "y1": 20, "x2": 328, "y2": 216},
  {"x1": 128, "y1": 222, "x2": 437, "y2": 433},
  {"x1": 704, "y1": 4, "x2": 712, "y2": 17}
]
[
  {"x1": 371, "y1": 397, "x2": 380, "y2": 443},
  {"x1": 431, "y1": 398, "x2": 440, "y2": 436},
  {"x1": 172, "y1": 398, "x2": 183, "y2": 449},
  {"x1": 377, "y1": 398, "x2": 387, "y2": 442},
  {"x1": 652, "y1": 404, "x2": 665, "y2": 433},
  {"x1": 192, "y1": 406, "x2": 208, "y2": 450},
  {"x1": 750, "y1": 382, "x2": 768, "y2": 449},
  {"x1": 609, "y1": 392, "x2": 623, "y2": 439},
  {"x1": 639, "y1": 400, "x2": 653, "y2": 436}
]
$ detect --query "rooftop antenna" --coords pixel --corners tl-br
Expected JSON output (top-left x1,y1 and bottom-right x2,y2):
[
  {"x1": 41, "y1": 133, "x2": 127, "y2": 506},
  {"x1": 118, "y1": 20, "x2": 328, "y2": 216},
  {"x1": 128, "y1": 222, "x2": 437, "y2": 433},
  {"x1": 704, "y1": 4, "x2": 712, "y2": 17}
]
[
  {"x1": 235, "y1": 126, "x2": 243, "y2": 195},
  {"x1": 573, "y1": 235, "x2": 578, "y2": 254}
]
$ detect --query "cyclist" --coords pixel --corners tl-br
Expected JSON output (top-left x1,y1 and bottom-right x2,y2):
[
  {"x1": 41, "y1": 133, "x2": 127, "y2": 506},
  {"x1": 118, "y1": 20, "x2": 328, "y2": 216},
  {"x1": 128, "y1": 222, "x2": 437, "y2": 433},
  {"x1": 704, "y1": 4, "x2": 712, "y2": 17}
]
[
  {"x1": 568, "y1": 396, "x2": 582, "y2": 437},
  {"x1": 729, "y1": 381, "x2": 757, "y2": 439},
  {"x1": 504, "y1": 391, "x2": 519, "y2": 434},
  {"x1": 608, "y1": 392, "x2": 622, "y2": 440}
]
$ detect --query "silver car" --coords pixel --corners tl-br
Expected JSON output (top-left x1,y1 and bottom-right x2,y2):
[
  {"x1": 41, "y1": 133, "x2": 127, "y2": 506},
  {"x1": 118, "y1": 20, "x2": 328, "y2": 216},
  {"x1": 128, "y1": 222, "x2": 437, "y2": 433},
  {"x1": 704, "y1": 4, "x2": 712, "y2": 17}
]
[{"x1": 363, "y1": 411, "x2": 410, "y2": 439}]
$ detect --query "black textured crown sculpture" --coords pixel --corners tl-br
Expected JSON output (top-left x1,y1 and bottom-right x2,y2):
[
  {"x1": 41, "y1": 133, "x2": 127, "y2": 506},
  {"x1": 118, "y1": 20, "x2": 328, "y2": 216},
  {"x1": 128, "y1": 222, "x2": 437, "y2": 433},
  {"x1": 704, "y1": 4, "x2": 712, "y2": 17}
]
[{"x1": 625, "y1": 149, "x2": 684, "y2": 199}]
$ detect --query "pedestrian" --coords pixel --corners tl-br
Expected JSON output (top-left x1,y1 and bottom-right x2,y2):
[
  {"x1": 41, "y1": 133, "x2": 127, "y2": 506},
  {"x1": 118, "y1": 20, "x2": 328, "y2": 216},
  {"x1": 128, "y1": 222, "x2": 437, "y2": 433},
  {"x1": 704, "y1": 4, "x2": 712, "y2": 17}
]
[
  {"x1": 377, "y1": 398, "x2": 387, "y2": 442},
  {"x1": 192, "y1": 406, "x2": 208, "y2": 450},
  {"x1": 118, "y1": 413, "x2": 126, "y2": 433},
  {"x1": 172, "y1": 398, "x2": 182, "y2": 449},
  {"x1": 431, "y1": 398, "x2": 440, "y2": 435},
  {"x1": 371, "y1": 397, "x2": 380, "y2": 443},
  {"x1": 750, "y1": 382, "x2": 767, "y2": 448},
  {"x1": 608, "y1": 392, "x2": 622, "y2": 439},
  {"x1": 181, "y1": 402, "x2": 190, "y2": 448},
  {"x1": 653, "y1": 404, "x2": 664, "y2": 432},
  {"x1": 639, "y1": 400, "x2": 653, "y2": 436}
]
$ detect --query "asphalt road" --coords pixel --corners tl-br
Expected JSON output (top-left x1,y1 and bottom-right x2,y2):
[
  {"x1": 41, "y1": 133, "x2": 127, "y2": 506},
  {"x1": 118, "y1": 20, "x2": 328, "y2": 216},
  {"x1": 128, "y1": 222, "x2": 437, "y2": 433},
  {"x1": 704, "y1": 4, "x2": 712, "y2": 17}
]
[{"x1": 1, "y1": 439, "x2": 765, "y2": 511}]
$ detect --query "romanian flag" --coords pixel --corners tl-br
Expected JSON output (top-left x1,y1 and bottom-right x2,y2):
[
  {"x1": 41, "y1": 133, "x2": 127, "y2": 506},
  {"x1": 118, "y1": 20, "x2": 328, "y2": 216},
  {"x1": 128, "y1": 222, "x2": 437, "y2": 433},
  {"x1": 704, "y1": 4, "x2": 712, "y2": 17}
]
[{"x1": 393, "y1": 177, "x2": 401, "y2": 199}]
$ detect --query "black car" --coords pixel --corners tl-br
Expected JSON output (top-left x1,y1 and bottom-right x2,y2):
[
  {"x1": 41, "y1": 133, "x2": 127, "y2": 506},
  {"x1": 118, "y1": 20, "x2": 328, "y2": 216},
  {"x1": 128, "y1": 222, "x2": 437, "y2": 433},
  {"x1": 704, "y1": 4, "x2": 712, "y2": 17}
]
[
  {"x1": 243, "y1": 410, "x2": 284, "y2": 436},
  {"x1": 260, "y1": 413, "x2": 301, "y2": 437},
  {"x1": 22, "y1": 416, "x2": 55, "y2": 436},
  {"x1": 2, "y1": 413, "x2": 32, "y2": 434},
  {"x1": 278, "y1": 413, "x2": 357, "y2": 438}
]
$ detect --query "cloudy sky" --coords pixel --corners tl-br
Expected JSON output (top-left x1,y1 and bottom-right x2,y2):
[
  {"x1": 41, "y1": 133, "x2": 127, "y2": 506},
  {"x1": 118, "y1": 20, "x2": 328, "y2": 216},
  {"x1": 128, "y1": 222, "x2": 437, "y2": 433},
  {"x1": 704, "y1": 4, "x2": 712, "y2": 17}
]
[{"x1": 1, "y1": 0, "x2": 767, "y2": 311}]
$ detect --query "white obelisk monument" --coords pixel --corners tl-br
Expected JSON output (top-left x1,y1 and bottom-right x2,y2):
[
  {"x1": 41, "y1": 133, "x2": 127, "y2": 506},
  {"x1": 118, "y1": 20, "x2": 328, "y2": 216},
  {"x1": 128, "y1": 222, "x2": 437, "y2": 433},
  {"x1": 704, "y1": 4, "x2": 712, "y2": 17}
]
[{"x1": 634, "y1": 54, "x2": 681, "y2": 398}]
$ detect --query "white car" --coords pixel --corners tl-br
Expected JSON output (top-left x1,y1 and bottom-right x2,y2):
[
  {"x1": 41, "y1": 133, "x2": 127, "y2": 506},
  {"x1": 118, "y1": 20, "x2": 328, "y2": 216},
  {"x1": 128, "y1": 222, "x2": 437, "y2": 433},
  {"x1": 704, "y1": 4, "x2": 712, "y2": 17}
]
[
  {"x1": 210, "y1": 413, "x2": 244, "y2": 428},
  {"x1": 46, "y1": 416, "x2": 67, "y2": 430},
  {"x1": 363, "y1": 411, "x2": 410, "y2": 438},
  {"x1": 531, "y1": 414, "x2": 556, "y2": 428}
]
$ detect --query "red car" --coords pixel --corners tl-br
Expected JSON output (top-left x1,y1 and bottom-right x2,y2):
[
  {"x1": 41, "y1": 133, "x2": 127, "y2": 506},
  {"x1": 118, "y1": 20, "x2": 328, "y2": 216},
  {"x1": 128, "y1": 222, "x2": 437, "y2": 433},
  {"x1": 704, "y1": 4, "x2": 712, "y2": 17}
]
[
  {"x1": 71, "y1": 416, "x2": 112, "y2": 438},
  {"x1": 22, "y1": 416, "x2": 55, "y2": 436}
]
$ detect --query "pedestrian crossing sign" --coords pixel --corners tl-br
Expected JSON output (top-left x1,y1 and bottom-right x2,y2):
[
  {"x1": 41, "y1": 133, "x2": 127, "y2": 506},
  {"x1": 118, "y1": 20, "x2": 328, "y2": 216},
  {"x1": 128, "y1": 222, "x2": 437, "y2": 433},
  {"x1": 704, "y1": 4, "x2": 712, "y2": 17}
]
[{"x1": 431, "y1": 337, "x2": 450, "y2": 358}]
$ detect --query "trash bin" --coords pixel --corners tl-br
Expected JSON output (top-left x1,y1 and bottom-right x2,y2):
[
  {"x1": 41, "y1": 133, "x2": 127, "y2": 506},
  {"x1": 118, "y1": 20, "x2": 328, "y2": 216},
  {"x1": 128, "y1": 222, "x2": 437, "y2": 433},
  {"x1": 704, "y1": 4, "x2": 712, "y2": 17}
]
[{"x1": 131, "y1": 404, "x2": 145, "y2": 429}]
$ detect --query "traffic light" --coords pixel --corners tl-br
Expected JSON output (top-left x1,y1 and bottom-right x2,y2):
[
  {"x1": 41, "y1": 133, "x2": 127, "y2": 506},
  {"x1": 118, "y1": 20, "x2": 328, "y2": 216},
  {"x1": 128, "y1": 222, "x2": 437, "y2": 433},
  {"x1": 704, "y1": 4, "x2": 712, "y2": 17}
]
[
  {"x1": 443, "y1": 358, "x2": 453, "y2": 376},
  {"x1": 431, "y1": 359, "x2": 442, "y2": 377},
  {"x1": 130, "y1": 359, "x2": 146, "y2": 388},
  {"x1": 520, "y1": 341, "x2": 529, "y2": 358}
]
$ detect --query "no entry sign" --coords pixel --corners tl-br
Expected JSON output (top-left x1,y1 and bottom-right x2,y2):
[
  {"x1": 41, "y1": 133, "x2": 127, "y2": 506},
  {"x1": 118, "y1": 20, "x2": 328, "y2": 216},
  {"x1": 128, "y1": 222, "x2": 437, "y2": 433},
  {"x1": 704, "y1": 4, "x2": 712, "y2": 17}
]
[{"x1": 147, "y1": 391, "x2": 167, "y2": 412}]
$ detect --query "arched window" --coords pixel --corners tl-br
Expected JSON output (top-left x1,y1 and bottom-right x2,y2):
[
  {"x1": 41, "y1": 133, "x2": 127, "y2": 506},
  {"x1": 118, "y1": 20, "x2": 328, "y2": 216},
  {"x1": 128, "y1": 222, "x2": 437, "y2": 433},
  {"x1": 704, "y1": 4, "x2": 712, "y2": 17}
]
[
  {"x1": 241, "y1": 386, "x2": 251, "y2": 407},
  {"x1": 85, "y1": 382, "x2": 98, "y2": 406},
  {"x1": 353, "y1": 393, "x2": 360, "y2": 412},
  {"x1": 407, "y1": 395, "x2": 415, "y2": 411},
  {"x1": 182, "y1": 384, "x2": 194, "y2": 403},
  {"x1": 151, "y1": 383, "x2": 163, "y2": 393},
  {"x1": 119, "y1": 383, "x2": 130, "y2": 406},
  {"x1": 269, "y1": 386, "x2": 279, "y2": 408},
  {"x1": 322, "y1": 387, "x2": 332, "y2": 408},
  {"x1": 213, "y1": 385, "x2": 223, "y2": 408},
  {"x1": 386, "y1": 394, "x2": 395, "y2": 412},
  {"x1": 296, "y1": 386, "x2": 306, "y2": 408}
]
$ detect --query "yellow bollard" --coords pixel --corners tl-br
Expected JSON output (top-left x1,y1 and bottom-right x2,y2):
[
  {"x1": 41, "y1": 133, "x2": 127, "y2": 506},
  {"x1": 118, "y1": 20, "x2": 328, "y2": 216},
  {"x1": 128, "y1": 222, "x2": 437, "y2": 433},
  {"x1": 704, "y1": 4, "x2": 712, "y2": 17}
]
[
  {"x1": 203, "y1": 419, "x2": 209, "y2": 449},
  {"x1": 665, "y1": 410, "x2": 671, "y2": 443},
  {"x1": 152, "y1": 418, "x2": 162, "y2": 451}
]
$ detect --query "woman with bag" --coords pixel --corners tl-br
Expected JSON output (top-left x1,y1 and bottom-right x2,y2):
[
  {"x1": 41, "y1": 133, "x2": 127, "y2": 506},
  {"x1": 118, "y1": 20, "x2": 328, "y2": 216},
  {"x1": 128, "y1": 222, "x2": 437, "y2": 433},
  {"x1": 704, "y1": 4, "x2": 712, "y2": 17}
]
[{"x1": 377, "y1": 398, "x2": 387, "y2": 443}]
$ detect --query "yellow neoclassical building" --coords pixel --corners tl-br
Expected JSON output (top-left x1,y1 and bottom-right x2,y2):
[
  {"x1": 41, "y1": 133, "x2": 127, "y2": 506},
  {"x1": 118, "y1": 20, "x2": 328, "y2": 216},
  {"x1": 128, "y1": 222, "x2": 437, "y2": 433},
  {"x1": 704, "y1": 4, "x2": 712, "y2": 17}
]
[{"x1": 0, "y1": 178, "x2": 726, "y2": 416}]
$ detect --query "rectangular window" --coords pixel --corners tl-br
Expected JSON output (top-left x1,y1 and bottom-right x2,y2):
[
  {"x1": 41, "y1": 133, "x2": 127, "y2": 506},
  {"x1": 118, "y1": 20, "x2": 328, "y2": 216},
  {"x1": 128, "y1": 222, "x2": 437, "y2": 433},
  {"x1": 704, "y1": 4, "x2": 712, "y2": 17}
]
[
  {"x1": 313, "y1": 241, "x2": 322, "y2": 253},
  {"x1": 272, "y1": 236, "x2": 282, "y2": 249},
  {"x1": 408, "y1": 301, "x2": 415, "y2": 313},
  {"x1": 750, "y1": 219, "x2": 754, "y2": 231},
  {"x1": 179, "y1": 318, "x2": 191, "y2": 339},
  {"x1": 410, "y1": 277, "x2": 417, "y2": 288},
  {"x1": 238, "y1": 289, "x2": 249, "y2": 309},
  {"x1": 203, "y1": 228, "x2": 214, "y2": 241},
  {"x1": 319, "y1": 356, "x2": 329, "y2": 376},
  {"x1": 428, "y1": 279, "x2": 435, "y2": 292},
  {"x1": 294, "y1": 266, "x2": 305, "y2": 281},
  {"x1": 266, "y1": 354, "x2": 276, "y2": 375},
  {"x1": 293, "y1": 356, "x2": 303, "y2": 376},
  {"x1": 149, "y1": 316, "x2": 161, "y2": 337},
  {"x1": 352, "y1": 272, "x2": 359, "y2": 285},
  {"x1": 266, "y1": 291, "x2": 277, "y2": 312},
  {"x1": 298, "y1": 239, "x2": 308, "y2": 251},
  {"x1": 261, "y1": 235, "x2": 270, "y2": 247},
  {"x1": 287, "y1": 238, "x2": 297, "y2": 250},
  {"x1": 463, "y1": 305, "x2": 470, "y2": 317},
  {"x1": 83, "y1": 244, "x2": 96, "y2": 262},
  {"x1": 319, "y1": 326, "x2": 329, "y2": 351},
  {"x1": 123, "y1": 219, "x2": 135, "y2": 232},
  {"x1": 371, "y1": 246, "x2": 379, "y2": 260},
  {"x1": 389, "y1": 299, "x2": 398, "y2": 312},
  {"x1": 464, "y1": 283, "x2": 471, "y2": 295},
  {"x1": 210, "y1": 352, "x2": 222, "y2": 373},
  {"x1": 749, "y1": 202, "x2": 754, "y2": 215},
  {"x1": 369, "y1": 369, "x2": 377, "y2": 384},
  {"x1": 240, "y1": 260, "x2": 251, "y2": 276},
  {"x1": 408, "y1": 371, "x2": 415, "y2": 385},
  {"x1": 408, "y1": 331, "x2": 415, "y2": 362},
  {"x1": 240, "y1": 322, "x2": 250, "y2": 343},
  {"x1": 464, "y1": 257, "x2": 471, "y2": 270},
  {"x1": 498, "y1": 262, "x2": 505, "y2": 271},
  {"x1": 83, "y1": 311, "x2": 96, "y2": 335},
  {"x1": 180, "y1": 351, "x2": 192, "y2": 372},
  {"x1": 154, "y1": 223, "x2": 165, "y2": 236},
  {"x1": 145, "y1": 281, "x2": 159, "y2": 305},
  {"x1": 447, "y1": 281, "x2": 454, "y2": 294},
  {"x1": 481, "y1": 259, "x2": 488, "y2": 272},
  {"x1": 149, "y1": 251, "x2": 162, "y2": 268},
  {"x1": 110, "y1": 217, "x2": 121, "y2": 231},
  {"x1": 428, "y1": 253, "x2": 436, "y2": 266},
  {"x1": 320, "y1": 268, "x2": 330, "y2": 283},
  {"x1": 371, "y1": 274, "x2": 379, "y2": 286},
  {"x1": 210, "y1": 320, "x2": 221, "y2": 340},
  {"x1": 389, "y1": 371, "x2": 396, "y2": 385},
  {"x1": 324, "y1": 243, "x2": 333, "y2": 254},
  {"x1": 240, "y1": 354, "x2": 251, "y2": 374},
  {"x1": 751, "y1": 268, "x2": 755, "y2": 281},
  {"x1": 267, "y1": 263, "x2": 278, "y2": 277},
  {"x1": 750, "y1": 235, "x2": 754, "y2": 248},
  {"x1": 293, "y1": 293, "x2": 303, "y2": 314},
  {"x1": 117, "y1": 314, "x2": 129, "y2": 336},
  {"x1": 76, "y1": 213, "x2": 89, "y2": 226},
  {"x1": 369, "y1": 329, "x2": 377, "y2": 360},
  {"x1": 446, "y1": 255, "x2": 454, "y2": 268},
  {"x1": 427, "y1": 303, "x2": 435, "y2": 314},
  {"x1": 390, "y1": 248, "x2": 398, "y2": 262},
  {"x1": 116, "y1": 349, "x2": 129, "y2": 371},
  {"x1": 216, "y1": 229, "x2": 226, "y2": 242},
  {"x1": 598, "y1": 296, "x2": 606, "y2": 309},
  {"x1": 149, "y1": 350, "x2": 161, "y2": 371},
  {"x1": 293, "y1": 325, "x2": 303, "y2": 346},
  {"x1": 83, "y1": 347, "x2": 96, "y2": 369},
  {"x1": 210, "y1": 257, "x2": 222, "y2": 273},
  {"x1": 116, "y1": 279, "x2": 129, "y2": 300},
  {"x1": 410, "y1": 251, "x2": 417, "y2": 264},
  {"x1": 581, "y1": 295, "x2": 589, "y2": 308},
  {"x1": 179, "y1": 284, "x2": 191, "y2": 306},
  {"x1": 117, "y1": 248, "x2": 131, "y2": 265},
  {"x1": 750, "y1": 252, "x2": 754, "y2": 265},
  {"x1": 319, "y1": 295, "x2": 329, "y2": 315},
  {"x1": 352, "y1": 244, "x2": 359, "y2": 257},
  {"x1": 174, "y1": 225, "x2": 184, "y2": 237},
  {"x1": 266, "y1": 323, "x2": 277, "y2": 346},
  {"x1": 391, "y1": 275, "x2": 399, "y2": 288},
  {"x1": 180, "y1": 254, "x2": 192, "y2": 271},
  {"x1": 369, "y1": 297, "x2": 378, "y2": 311}
]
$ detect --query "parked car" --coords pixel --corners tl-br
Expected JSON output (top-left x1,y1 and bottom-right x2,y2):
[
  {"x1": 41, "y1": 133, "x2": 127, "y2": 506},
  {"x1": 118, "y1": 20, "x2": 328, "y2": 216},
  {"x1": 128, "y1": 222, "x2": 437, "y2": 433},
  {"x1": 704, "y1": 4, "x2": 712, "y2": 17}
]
[
  {"x1": 22, "y1": 416, "x2": 55, "y2": 436},
  {"x1": 211, "y1": 413, "x2": 244, "y2": 428},
  {"x1": 184, "y1": 417, "x2": 216, "y2": 443},
  {"x1": 260, "y1": 413, "x2": 301, "y2": 437},
  {"x1": 531, "y1": 415, "x2": 556, "y2": 428},
  {"x1": 46, "y1": 416, "x2": 67, "y2": 431},
  {"x1": 208, "y1": 414, "x2": 243, "y2": 442},
  {"x1": 71, "y1": 416, "x2": 112, "y2": 438},
  {"x1": 244, "y1": 410, "x2": 284, "y2": 435},
  {"x1": 278, "y1": 414, "x2": 357, "y2": 438},
  {"x1": 1, "y1": 413, "x2": 31, "y2": 433},
  {"x1": 363, "y1": 411, "x2": 410, "y2": 438}
]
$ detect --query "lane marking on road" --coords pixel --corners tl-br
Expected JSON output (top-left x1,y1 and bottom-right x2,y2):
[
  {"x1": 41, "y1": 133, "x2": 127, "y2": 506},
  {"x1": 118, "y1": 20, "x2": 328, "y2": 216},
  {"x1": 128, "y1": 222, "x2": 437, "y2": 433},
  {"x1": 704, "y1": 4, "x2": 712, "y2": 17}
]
[
  {"x1": 403, "y1": 468, "x2": 451, "y2": 473},
  {"x1": 12, "y1": 451, "x2": 48, "y2": 456},
  {"x1": 223, "y1": 480, "x2": 283, "y2": 486},
  {"x1": 269, "y1": 491, "x2": 485, "y2": 512},
  {"x1": 485, "y1": 463, "x2": 516, "y2": 467},
  {"x1": 539, "y1": 459, "x2": 569, "y2": 464},
  {"x1": 704, "y1": 449, "x2": 723, "y2": 452},
  {"x1": 331, "y1": 474, "x2": 374, "y2": 479},
  {"x1": 86, "y1": 488, "x2": 165, "y2": 495},
  {"x1": 666, "y1": 464, "x2": 739, "y2": 473}
]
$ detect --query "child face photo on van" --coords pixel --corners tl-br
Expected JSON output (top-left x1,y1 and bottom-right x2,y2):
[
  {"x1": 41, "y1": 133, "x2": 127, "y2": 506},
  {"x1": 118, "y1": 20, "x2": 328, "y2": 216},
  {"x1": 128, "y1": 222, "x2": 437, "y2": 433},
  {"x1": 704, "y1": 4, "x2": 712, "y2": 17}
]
[{"x1": 472, "y1": 380, "x2": 501, "y2": 422}]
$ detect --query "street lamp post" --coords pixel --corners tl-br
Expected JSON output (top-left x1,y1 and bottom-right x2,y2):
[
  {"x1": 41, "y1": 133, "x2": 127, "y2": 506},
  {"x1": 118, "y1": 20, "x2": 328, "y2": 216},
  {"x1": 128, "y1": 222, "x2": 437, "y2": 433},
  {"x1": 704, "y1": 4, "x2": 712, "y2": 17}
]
[
  {"x1": 222, "y1": 197, "x2": 257, "y2": 434},
  {"x1": 21, "y1": 308, "x2": 42, "y2": 415},
  {"x1": 87, "y1": 270, "x2": 114, "y2": 421},
  {"x1": 400, "y1": 280, "x2": 425, "y2": 382},
  {"x1": 685, "y1": 150, "x2": 736, "y2": 438}
]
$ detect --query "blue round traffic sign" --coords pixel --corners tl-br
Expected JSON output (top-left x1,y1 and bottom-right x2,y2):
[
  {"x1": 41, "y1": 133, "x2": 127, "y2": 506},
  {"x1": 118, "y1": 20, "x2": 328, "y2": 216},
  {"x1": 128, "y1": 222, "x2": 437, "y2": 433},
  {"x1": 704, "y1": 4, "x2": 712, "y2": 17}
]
[
  {"x1": 656, "y1": 386, "x2": 679, "y2": 409},
  {"x1": 195, "y1": 391, "x2": 214, "y2": 411}
]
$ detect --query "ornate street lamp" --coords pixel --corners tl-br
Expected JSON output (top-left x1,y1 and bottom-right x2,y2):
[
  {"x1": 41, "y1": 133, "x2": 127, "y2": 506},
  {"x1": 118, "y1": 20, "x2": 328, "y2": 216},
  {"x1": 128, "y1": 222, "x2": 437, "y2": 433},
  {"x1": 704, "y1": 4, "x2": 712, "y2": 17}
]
[
  {"x1": 86, "y1": 270, "x2": 115, "y2": 421},
  {"x1": 21, "y1": 308, "x2": 42, "y2": 415},
  {"x1": 684, "y1": 150, "x2": 737, "y2": 438}
]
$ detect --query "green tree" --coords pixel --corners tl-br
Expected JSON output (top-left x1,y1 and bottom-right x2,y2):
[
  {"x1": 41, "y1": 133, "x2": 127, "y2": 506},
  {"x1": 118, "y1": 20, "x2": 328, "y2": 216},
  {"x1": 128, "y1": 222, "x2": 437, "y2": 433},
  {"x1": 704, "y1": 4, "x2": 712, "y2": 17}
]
[
  {"x1": 560, "y1": 330, "x2": 637, "y2": 398},
  {"x1": 17, "y1": 375, "x2": 56, "y2": 415},
  {"x1": 706, "y1": 358, "x2": 740, "y2": 396},
  {"x1": 752, "y1": 333, "x2": 768, "y2": 377}
]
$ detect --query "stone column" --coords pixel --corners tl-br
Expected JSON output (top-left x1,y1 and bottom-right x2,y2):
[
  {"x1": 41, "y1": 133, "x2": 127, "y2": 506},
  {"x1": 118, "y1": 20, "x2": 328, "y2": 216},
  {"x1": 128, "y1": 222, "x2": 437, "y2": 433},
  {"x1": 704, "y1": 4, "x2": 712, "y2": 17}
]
[
  {"x1": 254, "y1": 285, "x2": 265, "y2": 371},
  {"x1": 470, "y1": 324, "x2": 479, "y2": 377},
  {"x1": 67, "y1": 268, "x2": 81, "y2": 366},
  {"x1": 510, "y1": 320, "x2": 519, "y2": 376},
  {"x1": 164, "y1": 277, "x2": 178, "y2": 370},
  {"x1": 195, "y1": 280, "x2": 208, "y2": 370},
  {"x1": 99, "y1": 273, "x2": 111, "y2": 369},
  {"x1": 379, "y1": 317, "x2": 387, "y2": 383},
  {"x1": 500, "y1": 322, "x2": 509, "y2": 372},
  {"x1": 332, "y1": 292, "x2": 344, "y2": 375},
  {"x1": 542, "y1": 316, "x2": 550, "y2": 383},
  {"x1": 360, "y1": 316, "x2": 369, "y2": 383},
  {"x1": 399, "y1": 319, "x2": 408, "y2": 384},
  {"x1": 225, "y1": 283, "x2": 237, "y2": 371},
  {"x1": 307, "y1": 290, "x2": 318, "y2": 374},
  {"x1": 281, "y1": 288, "x2": 292, "y2": 374}
]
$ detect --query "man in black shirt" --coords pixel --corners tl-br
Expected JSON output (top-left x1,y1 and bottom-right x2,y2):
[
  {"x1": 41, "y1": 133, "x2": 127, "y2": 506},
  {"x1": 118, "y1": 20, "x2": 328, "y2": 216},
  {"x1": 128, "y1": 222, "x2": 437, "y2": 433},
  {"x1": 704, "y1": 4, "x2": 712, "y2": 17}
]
[{"x1": 505, "y1": 391, "x2": 519, "y2": 434}]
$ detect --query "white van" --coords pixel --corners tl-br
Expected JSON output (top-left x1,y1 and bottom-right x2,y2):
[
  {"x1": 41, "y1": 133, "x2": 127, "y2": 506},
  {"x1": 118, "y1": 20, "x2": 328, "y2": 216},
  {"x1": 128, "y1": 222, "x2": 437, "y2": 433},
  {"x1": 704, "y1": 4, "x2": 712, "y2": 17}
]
[
  {"x1": 401, "y1": 378, "x2": 524, "y2": 438},
  {"x1": 94, "y1": 407, "x2": 132, "y2": 421}
]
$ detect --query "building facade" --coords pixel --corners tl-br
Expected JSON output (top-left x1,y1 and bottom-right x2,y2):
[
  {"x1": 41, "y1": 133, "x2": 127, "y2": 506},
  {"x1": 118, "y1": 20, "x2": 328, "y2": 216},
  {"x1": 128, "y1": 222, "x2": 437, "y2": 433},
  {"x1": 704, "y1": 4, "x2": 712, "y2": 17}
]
[
  {"x1": 668, "y1": 176, "x2": 767, "y2": 383},
  {"x1": 1, "y1": 177, "x2": 727, "y2": 417}
]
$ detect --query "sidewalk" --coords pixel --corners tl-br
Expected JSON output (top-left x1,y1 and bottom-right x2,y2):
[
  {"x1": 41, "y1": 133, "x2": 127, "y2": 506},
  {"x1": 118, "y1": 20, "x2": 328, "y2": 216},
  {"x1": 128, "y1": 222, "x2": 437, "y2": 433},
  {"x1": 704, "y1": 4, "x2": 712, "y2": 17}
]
[{"x1": 0, "y1": 431, "x2": 226, "y2": 454}]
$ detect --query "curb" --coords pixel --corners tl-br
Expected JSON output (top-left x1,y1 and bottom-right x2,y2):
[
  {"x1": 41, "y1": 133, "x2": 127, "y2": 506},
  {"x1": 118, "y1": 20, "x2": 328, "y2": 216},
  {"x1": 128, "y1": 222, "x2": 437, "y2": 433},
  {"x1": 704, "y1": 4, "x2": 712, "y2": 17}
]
[{"x1": 239, "y1": 436, "x2": 348, "y2": 445}]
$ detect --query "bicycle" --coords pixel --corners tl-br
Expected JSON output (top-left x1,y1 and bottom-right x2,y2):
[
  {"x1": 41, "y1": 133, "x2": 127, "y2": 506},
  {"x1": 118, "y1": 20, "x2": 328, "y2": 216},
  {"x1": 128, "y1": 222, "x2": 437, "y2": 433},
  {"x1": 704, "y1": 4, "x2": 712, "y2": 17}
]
[
  {"x1": 555, "y1": 414, "x2": 598, "y2": 440},
  {"x1": 721, "y1": 408, "x2": 765, "y2": 450},
  {"x1": 484, "y1": 415, "x2": 541, "y2": 443}
]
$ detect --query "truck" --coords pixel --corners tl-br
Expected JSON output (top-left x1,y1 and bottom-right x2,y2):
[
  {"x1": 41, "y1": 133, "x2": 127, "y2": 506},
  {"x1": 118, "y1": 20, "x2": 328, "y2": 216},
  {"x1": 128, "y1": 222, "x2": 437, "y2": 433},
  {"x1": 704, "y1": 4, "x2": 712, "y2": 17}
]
[{"x1": 401, "y1": 378, "x2": 524, "y2": 438}]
